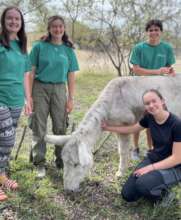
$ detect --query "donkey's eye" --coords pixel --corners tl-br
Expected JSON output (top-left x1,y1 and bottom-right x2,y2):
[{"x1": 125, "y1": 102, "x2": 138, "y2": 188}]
[{"x1": 74, "y1": 163, "x2": 78, "y2": 167}]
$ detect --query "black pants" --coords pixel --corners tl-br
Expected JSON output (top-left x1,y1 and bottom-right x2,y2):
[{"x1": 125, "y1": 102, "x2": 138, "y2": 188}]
[{"x1": 121, "y1": 157, "x2": 181, "y2": 202}]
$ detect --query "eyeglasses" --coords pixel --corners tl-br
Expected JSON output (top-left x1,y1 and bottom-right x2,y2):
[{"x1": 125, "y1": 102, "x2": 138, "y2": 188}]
[{"x1": 147, "y1": 28, "x2": 160, "y2": 32}]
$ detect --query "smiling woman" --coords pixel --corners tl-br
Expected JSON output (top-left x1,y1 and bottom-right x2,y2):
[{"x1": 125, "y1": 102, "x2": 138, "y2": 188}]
[
  {"x1": 101, "y1": 89, "x2": 181, "y2": 202},
  {"x1": 0, "y1": 6, "x2": 32, "y2": 201},
  {"x1": 5, "y1": 9, "x2": 22, "y2": 34},
  {"x1": 49, "y1": 18, "x2": 65, "y2": 41},
  {"x1": 29, "y1": 15, "x2": 79, "y2": 178}
]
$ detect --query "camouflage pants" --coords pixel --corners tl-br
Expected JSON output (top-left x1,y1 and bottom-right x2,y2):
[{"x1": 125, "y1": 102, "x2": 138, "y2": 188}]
[{"x1": 30, "y1": 80, "x2": 67, "y2": 167}]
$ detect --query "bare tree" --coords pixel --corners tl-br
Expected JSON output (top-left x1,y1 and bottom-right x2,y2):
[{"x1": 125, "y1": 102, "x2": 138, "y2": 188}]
[
  {"x1": 0, "y1": 0, "x2": 23, "y2": 10},
  {"x1": 61, "y1": 0, "x2": 93, "y2": 41},
  {"x1": 88, "y1": 0, "x2": 131, "y2": 76}
]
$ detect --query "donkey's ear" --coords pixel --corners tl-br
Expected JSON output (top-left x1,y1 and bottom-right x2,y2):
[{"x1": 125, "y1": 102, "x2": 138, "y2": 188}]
[
  {"x1": 44, "y1": 134, "x2": 71, "y2": 145},
  {"x1": 78, "y1": 143, "x2": 93, "y2": 167}
]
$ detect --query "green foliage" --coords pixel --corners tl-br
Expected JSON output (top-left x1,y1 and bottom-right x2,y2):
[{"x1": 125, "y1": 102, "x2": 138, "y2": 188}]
[{"x1": 65, "y1": 21, "x2": 98, "y2": 49}]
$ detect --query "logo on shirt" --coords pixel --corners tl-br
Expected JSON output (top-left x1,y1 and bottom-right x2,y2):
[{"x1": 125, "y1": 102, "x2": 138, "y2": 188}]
[{"x1": 157, "y1": 54, "x2": 166, "y2": 58}]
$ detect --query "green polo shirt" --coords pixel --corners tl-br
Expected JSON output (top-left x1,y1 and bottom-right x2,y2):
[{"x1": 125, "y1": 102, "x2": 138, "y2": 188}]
[
  {"x1": 130, "y1": 41, "x2": 175, "y2": 70},
  {"x1": 30, "y1": 41, "x2": 79, "y2": 83},
  {"x1": 0, "y1": 40, "x2": 31, "y2": 107}
]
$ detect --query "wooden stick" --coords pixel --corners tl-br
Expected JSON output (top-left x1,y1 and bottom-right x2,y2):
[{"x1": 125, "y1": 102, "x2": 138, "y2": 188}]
[
  {"x1": 93, "y1": 133, "x2": 111, "y2": 155},
  {"x1": 14, "y1": 125, "x2": 27, "y2": 160}
]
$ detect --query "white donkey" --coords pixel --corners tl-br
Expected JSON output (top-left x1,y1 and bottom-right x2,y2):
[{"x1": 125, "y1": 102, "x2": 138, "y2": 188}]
[{"x1": 45, "y1": 75, "x2": 181, "y2": 191}]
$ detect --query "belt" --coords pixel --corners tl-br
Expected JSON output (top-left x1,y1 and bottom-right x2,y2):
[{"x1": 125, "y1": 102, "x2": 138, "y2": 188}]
[{"x1": 35, "y1": 79, "x2": 65, "y2": 84}]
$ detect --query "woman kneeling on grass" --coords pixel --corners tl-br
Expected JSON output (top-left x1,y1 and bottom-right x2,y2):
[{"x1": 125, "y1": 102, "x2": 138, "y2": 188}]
[{"x1": 101, "y1": 89, "x2": 181, "y2": 202}]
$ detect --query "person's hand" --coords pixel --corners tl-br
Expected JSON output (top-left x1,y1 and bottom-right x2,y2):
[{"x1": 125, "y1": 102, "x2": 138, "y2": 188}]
[
  {"x1": 134, "y1": 164, "x2": 154, "y2": 177},
  {"x1": 66, "y1": 98, "x2": 74, "y2": 113},
  {"x1": 168, "y1": 67, "x2": 176, "y2": 76},
  {"x1": 159, "y1": 67, "x2": 171, "y2": 74},
  {"x1": 25, "y1": 97, "x2": 33, "y2": 116},
  {"x1": 159, "y1": 67, "x2": 176, "y2": 76},
  {"x1": 101, "y1": 120, "x2": 108, "y2": 130}
]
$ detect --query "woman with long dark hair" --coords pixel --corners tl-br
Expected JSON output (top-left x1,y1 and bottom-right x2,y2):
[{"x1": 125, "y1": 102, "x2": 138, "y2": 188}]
[
  {"x1": 29, "y1": 15, "x2": 79, "y2": 178},
  {"x1": 102, "y1": 89, "x2": 181, "y2": 202},
  {"x1": 0, "y1": 6, "x2": 32, "y2": 201}
]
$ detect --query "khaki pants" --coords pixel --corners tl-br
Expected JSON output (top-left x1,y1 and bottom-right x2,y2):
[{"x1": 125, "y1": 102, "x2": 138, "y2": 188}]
[{"x1": 31, "y1": 80, "x2": 67, "y2": 167}]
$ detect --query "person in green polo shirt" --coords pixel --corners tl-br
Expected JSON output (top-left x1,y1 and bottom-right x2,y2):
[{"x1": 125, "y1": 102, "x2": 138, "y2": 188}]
[
  {"x1": 29, "y1": 15, "x2": 79, "y2": 178},
  {"x1": 130, "y1": 19, "x2": 176, "y2": 160},
  {"x1": 0, "y1": 6, "x2": 32, "y2": 201}
]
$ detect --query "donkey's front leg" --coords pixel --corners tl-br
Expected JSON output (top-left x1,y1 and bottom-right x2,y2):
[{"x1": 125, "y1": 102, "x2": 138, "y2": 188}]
[{"x1": 116, "y1": 134, "x2": 130, "y2": 177}]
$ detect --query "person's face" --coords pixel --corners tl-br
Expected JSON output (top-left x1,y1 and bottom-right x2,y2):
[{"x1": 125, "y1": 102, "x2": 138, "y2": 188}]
[
  {"x1": 146, "y1": 25, "x2": 162, "y2": 42},
  {"x1": 143, "y1": 92, "x2": 165, "y2": 115},
  {"x1": 4, "y1": 9, "x2": 22, "y2": 34},
  {"x1": 49, "y1": 19, "x2": 65, "y2": 40}
]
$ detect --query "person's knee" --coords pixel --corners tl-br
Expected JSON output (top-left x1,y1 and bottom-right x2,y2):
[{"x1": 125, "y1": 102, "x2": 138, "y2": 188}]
[
  {"x1": 135, "y1": 177, "x2": 150, "y2": 197},
  {"x1": 121, "y1": 184, "x2": 138, "y2": 202}
]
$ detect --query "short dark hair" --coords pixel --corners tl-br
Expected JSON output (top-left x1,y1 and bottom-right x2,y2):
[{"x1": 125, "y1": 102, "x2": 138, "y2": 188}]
[{"x1": 145, "y1": 19, "x2": 163, "y2": 32}]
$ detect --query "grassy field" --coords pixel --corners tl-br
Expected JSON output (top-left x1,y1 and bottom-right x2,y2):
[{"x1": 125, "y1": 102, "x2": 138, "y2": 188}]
[{"x1": 0, "y1": 68, "x2": 180, "y2": 220}]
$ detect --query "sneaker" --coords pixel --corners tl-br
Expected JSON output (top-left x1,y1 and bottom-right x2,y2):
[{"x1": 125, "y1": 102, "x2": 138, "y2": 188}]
[
  {"x1": 36, "y1": 166, "x2": 46, "y2": 178},
  {"x1": 143, "y1": 149, "x2": 152, "y2": 157},
  {"x1": 131, "y1": 148, "x2": 140, "y2": 161}
]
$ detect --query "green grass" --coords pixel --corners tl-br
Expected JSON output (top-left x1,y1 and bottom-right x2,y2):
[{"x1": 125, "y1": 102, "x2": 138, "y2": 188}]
[{"x1": 0, "y1": 71, "x2": 181, "y2": 220}]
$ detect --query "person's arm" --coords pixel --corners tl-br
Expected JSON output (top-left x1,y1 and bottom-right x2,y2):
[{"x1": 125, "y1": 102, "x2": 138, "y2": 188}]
[
  {"x1": 25, "y1": 41, "x2": 39, "y2": 115},
  {"x1": 24, "y1": 68, "x2": 35, "y2": 115},
  {"x1": 166, "y1": 44, "x2": 176, "y2": 76},
  {"x1": 132, "y1": 64, "x2": 175, "y2": 76},
  {"x1": 28, "y1": 66, "x2": 35, "y2": 95},
  {"x1": 101, "y1": 121, "x2": 144, "y2": 134},
  {"x1": 66, "y1": 72, "x2": 75, "y2": 113},
  {"x1": 134, "y1": 142, "x2": 181, "y2": 176}
]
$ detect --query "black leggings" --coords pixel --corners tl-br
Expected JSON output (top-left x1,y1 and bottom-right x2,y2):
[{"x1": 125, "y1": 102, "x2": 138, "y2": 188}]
[{"x1": 121, "y1": 157, "x2": 181, "y2": 202}]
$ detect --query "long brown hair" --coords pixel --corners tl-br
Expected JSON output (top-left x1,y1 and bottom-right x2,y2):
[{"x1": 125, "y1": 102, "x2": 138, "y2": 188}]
[
  {"x1": 41, "y1": 15, "x2": 74, "y2": 48},
  {"x1": 0, "y1": 6, "x2": 27, "y2": 53}
]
